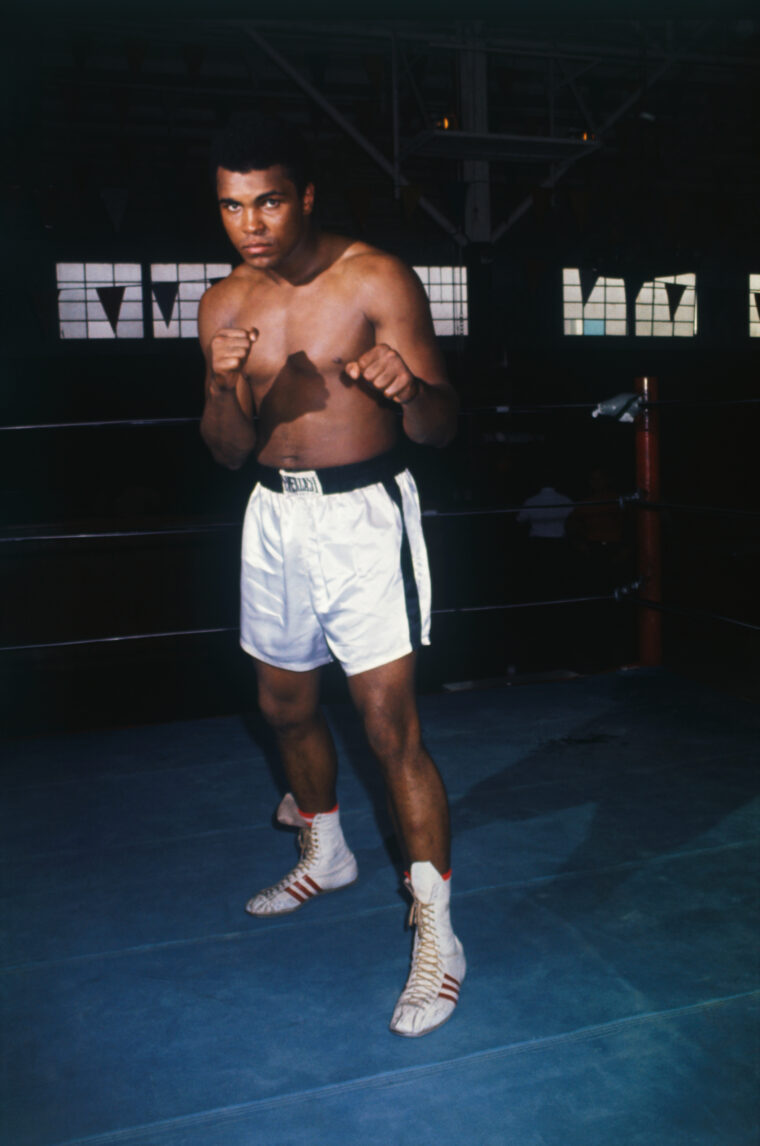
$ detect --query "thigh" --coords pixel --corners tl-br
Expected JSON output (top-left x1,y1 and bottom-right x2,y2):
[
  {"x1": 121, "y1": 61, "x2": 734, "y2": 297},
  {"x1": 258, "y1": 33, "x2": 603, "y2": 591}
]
[{"x1": 347, "y1": 652, "x2": 422, "y2": 749}]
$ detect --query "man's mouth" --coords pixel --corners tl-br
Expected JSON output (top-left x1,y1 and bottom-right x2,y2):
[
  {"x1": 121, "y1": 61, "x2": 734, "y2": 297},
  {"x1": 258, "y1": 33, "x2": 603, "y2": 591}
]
[{"x1": 242, "y1": 243, "x2": 273, "y2": 255}]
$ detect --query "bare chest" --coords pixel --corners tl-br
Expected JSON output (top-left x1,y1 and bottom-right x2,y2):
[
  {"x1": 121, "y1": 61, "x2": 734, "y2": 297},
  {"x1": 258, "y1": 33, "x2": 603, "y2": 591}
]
[{"x1": 233, "y1": 285, "x2": 372, "y2": 398}]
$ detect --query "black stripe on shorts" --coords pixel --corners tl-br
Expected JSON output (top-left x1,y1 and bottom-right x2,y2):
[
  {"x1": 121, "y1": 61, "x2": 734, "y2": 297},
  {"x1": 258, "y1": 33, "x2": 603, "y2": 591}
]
[{"x1": 382, "y1": 478, "x2": 422, "y2": 650}]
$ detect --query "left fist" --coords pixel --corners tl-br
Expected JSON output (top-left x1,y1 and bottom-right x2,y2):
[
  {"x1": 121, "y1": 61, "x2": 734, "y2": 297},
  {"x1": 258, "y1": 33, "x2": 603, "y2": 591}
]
[{"x1": 345, "y1": 344, "x2": 420, "y2": 405}]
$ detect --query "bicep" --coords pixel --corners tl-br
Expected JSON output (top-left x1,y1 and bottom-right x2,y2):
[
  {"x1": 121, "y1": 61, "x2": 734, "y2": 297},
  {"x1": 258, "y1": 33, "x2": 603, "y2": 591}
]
[
  {"x1": 197, "y1": 289, "x2": 221, "y2": 367},
  {"x1": 198, "y1": 300, "x2": 219, "y2": 401},
  {"x1": 369, "y1": 267, "x2": 450, "y2": 388}
]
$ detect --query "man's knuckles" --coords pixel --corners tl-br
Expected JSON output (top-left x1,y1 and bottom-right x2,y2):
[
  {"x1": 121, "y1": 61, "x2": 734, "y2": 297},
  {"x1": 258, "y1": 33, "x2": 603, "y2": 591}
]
[
  {"x1": 360, "y1": 344, "x2": 393, "y2": 367},
  {"x1": 213, "y1": 328, "x2": 257, "y2": 347}
]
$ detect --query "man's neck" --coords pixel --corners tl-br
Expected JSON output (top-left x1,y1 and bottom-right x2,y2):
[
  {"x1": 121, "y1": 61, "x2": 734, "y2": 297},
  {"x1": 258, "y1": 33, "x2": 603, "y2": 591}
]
[{"x1": 269, "y1": 227, "x2": 331, "y2": 287}]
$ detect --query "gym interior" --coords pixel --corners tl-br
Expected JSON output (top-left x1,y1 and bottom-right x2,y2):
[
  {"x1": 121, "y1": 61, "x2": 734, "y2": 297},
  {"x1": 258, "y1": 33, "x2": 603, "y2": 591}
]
[{"x1": 2, "y1": 16, "x2": 758, "y2": 1145}]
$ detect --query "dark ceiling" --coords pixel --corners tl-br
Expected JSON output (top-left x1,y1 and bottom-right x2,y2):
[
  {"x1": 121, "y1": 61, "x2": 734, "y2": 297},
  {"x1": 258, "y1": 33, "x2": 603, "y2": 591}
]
[{"x1": 6, "y1": 18, "x2": 760, "y2": 261}]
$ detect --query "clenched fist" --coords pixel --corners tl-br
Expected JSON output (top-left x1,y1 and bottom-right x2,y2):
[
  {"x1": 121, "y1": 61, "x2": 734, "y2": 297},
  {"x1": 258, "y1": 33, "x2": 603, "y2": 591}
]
[
  {"x1": 210, "y1": 327, "x2": 259, "y2": 389},
  {"x1": 345, "y1": 344, "x2": 420, "y2": 405}
]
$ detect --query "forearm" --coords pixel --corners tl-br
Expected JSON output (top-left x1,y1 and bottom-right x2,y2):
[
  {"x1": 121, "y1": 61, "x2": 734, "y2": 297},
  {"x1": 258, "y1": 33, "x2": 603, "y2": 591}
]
[
  {"x1": 200, "y1": 384, "x2": 257, "y2": 470},
  {"x1": 400, "y1": 380, "x2": 459, "y2": 447}
]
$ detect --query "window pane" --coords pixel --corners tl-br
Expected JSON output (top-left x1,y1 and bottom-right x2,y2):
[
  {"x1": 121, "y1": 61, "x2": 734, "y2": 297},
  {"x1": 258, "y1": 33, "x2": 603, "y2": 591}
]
[
  {"x1": 635, "y1": 274, "x2": 697, "y2": 337},
  {"x1": 412, "y1": 266, "x2": 468, "y2": 336},
  {"x1": 150, "y1": 263, "x2": 231, "y2": 337},
  {"x1": 749, "y1": 275, "x2": 760, "y2": 337},
  {"x1": 563, "y1": 268, "x2": 627, "y2": 337},
  {"x1": 56, "y1": 262, "x2": 143, "y2": 339}
]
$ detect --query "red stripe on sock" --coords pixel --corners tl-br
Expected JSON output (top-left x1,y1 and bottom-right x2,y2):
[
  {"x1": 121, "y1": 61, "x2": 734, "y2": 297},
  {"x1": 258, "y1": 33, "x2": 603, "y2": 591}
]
[
  {"x1": 406, "y1": 868, "x2": 451, "y2": 880},
  {"x1": 297, "y1": 804, "x2": 339, "y2": 822},
  {"x1": 438, "y1": 991, "x2": 459, "y2": 1004},
  {"x1": 286, "y1": 886, "x2": 308, "y2": 903},
  {"x1": 302, "y1": 874, "x2": 323, "y2": 894}
]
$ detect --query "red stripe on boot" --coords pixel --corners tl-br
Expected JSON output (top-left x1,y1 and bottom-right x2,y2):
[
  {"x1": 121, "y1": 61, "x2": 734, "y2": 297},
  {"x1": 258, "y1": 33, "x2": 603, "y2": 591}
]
[
  {"x1": 291, "y1": 880, "x2": 317, "y2": 899},
  {"x1": 286, "y1": 886, "x2": 308, "y2": 903}
]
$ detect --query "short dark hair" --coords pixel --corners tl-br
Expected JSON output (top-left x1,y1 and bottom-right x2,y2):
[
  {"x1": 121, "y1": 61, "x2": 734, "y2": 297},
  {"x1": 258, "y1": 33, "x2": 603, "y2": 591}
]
[{"x1": 210, "y1": 111, "x2": 313, "y2": 194}]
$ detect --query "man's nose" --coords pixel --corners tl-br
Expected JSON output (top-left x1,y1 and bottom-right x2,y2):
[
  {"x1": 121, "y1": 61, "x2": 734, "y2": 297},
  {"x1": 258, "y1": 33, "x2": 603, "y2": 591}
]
[{"x1": 242, "y1": 210, "x2": 265, "y2": 233}]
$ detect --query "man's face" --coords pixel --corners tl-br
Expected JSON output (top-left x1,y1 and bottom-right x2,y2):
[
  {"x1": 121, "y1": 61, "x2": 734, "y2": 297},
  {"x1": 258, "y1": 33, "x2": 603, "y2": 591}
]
[{"x1": 216, "y1": 165, "x2": 314, "y2": 270}]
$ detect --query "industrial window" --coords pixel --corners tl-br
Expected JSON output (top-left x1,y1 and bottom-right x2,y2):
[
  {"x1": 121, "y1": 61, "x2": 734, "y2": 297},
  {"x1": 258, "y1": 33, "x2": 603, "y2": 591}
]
[
  {"x1": 750, "y1": 275, "x2": 760, "y2": 338},
  {"x1": 56, "y1": 262, "x2": 144, "y2": 340},
  {"x1": 562, "y1": 269, "x2": 627, "y2": 336},
  {"x1": 635, "y1": 273, "x2": 697, "y2": 337},
  {"x1": 56, "y1": 262, "x2": 465, "y2": 340},
  {"x1": 55, "y1": 262, "x2": 232, "y2": 340},
  {"x1": 151, "y1": 263, "x2": 232, "y2": 338},
  {"x1": 413, "y1": 266, "x2": 468, "y2": 336}
]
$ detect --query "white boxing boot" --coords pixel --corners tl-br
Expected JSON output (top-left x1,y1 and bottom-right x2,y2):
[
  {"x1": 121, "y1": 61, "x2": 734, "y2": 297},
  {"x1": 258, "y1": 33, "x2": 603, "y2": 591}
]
[
  {"x1": 245, "y1": 796, "x2": 358, "y2": 916},
  {"x1": 390, "y1": 861, "x2": 466, "y2": 1037}
]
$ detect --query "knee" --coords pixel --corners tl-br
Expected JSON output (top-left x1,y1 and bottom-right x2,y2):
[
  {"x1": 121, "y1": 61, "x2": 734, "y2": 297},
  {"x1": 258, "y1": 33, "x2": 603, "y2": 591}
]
[
  {"x1": 361, "y1": 705, "x2": 422, "y2": 771},
  {"x1": 257, "y1": 686, "x2": 318, "y2": 739}
]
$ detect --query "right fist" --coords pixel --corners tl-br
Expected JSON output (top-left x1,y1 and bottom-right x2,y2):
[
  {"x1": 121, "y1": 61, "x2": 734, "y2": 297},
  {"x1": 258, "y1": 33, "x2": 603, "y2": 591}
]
[{"x1": 210, "y1": 327, "x2": 259, "y2": 387}]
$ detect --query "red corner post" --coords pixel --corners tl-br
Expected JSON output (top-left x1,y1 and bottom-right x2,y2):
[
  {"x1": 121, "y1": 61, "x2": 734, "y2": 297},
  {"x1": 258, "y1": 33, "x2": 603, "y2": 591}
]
[{"x1": 635, "y1": 376, "x2": 662, "y2": 665}]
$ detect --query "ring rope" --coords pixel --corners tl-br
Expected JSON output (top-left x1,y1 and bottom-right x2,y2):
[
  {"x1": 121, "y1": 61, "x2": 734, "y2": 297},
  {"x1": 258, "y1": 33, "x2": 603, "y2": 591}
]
[
  {"x1": 6, "y1": 493, "x2": 757, "y2": 548},
  {"x1": 433, "y1": 593, "x2": 620, "y2": 615},
  {"x1": 0, "y1": 500, "x2": 628, "y2": 546},
  {"x1": 463, "y1": 402, "x2": 599, "y2": 414},
  {"x1": 639, "y1": 500, "x2": 760, "y2": 519},
  {"x1": 4, "y1": 590, "x2": 755, "y2": 651},
  {"x1": 2, "y1": 394, "x2": 757, "y2": 434},
  {"x1": 0, "y1": 592, "x2": 627, "y2": 654},
  {"x1": 643, "y1": 397, "x2": 760, "y2": 408},
  {"x1": 0, "y1": 523, "x2": 239, "y2": 545},
  {"x1": 0, "y1": 417, "x2": 200, "y2": 432},
  {"x1": 423, "y1": 498, "x2": 627, "y2": 518},
  {"x1": 0, "y1": 626, "x2": 238, "y2": 654},
  {"x1": 637, "y1": 598, "x2": 760, "y2": 633}
]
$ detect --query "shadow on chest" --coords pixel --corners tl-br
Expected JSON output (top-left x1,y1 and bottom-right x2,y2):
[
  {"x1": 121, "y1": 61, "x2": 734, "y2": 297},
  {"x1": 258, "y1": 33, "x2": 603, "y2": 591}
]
[
  {"x1": 254, "y1": 351, "x2": 332, "y2": 428},
  {"x1": 248, "y1": 290, "x2": 370, "y2": 377}
]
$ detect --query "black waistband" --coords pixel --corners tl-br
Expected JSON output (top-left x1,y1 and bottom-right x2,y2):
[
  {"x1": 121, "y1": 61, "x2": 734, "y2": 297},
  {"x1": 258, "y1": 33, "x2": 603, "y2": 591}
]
[{"x1": 256, "y1": 448, "x2": 406, "y2": 495}]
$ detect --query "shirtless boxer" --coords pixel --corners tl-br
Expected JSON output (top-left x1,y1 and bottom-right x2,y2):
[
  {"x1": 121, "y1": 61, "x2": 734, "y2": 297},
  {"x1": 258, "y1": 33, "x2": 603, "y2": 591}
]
[{"x1": 199, "y1": 112, "x2": 464, "y2": 1037}]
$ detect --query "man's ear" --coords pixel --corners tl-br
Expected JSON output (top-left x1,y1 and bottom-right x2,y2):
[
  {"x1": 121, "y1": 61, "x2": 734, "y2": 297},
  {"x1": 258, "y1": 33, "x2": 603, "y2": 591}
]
[{"x1": 302, "y1": 183, "x2": 315, "y2": 216}]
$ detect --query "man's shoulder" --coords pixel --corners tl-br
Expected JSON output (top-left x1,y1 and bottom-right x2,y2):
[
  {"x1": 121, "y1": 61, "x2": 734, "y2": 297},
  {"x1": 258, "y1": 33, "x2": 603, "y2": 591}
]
[
  {"x1": 330, "y1": 239, "x2": 424, "y2": 308},
  {"x1": 199, "y1": 263, "x2": 262, "y2": 314},
  {"x1": 198, "y1": 264, "x2": 265, "y2": 341},
  {"x1": 204, "y1": 262, "x2": 260, "y2": 298},
  {"x1": 337, "y1": 240, "x2": 414, "y2": 281}
]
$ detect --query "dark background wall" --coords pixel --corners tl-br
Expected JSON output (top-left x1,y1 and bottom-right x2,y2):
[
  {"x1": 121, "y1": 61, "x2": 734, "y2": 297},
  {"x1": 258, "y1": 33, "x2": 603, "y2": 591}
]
[{"x1": 2, "y1": 17, "x2": 758, "y2": 734}]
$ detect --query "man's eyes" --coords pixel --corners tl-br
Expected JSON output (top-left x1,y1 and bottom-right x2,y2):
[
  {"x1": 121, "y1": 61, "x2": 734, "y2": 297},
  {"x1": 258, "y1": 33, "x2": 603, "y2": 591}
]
[{"x1": 222, "y1": 199, "x2": 282, "y2": 210}]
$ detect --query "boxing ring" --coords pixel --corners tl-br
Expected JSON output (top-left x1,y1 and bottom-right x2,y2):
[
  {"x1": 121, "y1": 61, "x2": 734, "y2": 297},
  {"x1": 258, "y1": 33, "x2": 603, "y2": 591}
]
[{"x1": 1, "y1": 383, "x2": 759, "y2": 1144}]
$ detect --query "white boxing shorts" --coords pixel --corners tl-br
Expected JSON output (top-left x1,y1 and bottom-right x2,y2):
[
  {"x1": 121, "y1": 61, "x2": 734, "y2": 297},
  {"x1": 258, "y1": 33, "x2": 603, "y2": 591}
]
[{"x1": 240, "y1": 449, "x2": 432, "y2": 677}]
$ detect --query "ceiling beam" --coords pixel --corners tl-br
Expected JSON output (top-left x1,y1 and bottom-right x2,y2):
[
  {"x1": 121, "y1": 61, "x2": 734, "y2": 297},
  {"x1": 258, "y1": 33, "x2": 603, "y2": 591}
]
[
  {"x1": 491, "y1": 21, "x2": 712, "y2": 243},
  {"x1": 239, "y1": 23, "x2": 467, "y2": 247}
]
